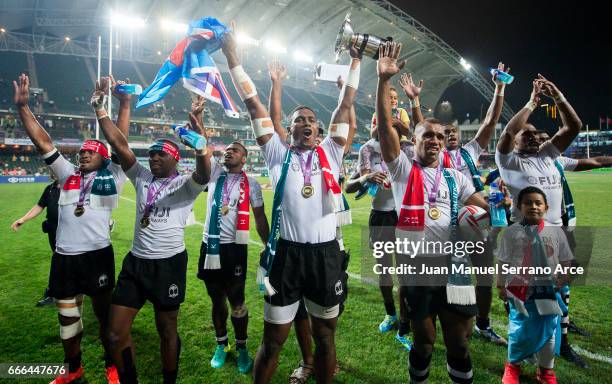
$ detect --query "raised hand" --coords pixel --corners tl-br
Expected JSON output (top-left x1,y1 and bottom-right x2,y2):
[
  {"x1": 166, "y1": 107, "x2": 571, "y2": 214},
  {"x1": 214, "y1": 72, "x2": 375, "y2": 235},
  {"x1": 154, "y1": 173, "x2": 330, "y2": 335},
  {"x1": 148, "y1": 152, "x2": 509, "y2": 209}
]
[
  {"x1": 221, "y1": 21, "x2": 239, "y2": 59},
  {"x1": 535, "y1": 74, "x2": 562, "y2": 100},
  {"x1": 377, "y1": 42, "x2": 405, "y2": 80},
  {"x1": 191, "y1": 95, "x2": 206, "y2": 116},
  {"x1": 13, "y1": 74, "x2": 30, "y2": 107},
  {"x1": 188, "y1": 96, "x2": 206, "y2": 135},
  {"x1": 110, "y1": 74, "x2": 131, "y2": 102},
  {"x1": 529, "y1": 79, "x2": 543, "y2": 107},
  {"x1": 91, "y1": 77, "x2": 109, "y2": 111},
  {"x1": 268, "y1": 60, "x2": 287, "y2": 82},
  {"x1": 492, "y1": 62, "x2": 510, "y2": 86},
  {"x1": 399, "y1": 72, "x2": 423, "y2": 100},
  {"x1": 349, "y1": 41, "x2": 362, "y2": 59}
]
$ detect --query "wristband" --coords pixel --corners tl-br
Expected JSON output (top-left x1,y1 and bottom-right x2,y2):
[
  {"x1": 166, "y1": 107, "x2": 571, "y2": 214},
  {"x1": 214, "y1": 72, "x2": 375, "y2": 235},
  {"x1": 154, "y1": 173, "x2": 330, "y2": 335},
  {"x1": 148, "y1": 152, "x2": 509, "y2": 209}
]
[
  {"x1": 408, "y1": 99, "x2": 413, "y2": 109},
  {"x1": 252, "y1": 117, "x2": 274, "y2": 138},
  {"x1": 554, "y1": 93, "x2": 567, "y2": 104},
  {"x1": 524, "y1": 100, "x2": 537, "y2": 112},
  {"x1": 329, "y1": 123, "x2": 350, "y2": 139},
  {"x1": 413, "y1": 98, "x2": 420, "y2": 109},
  {"x1": 96, "y1": 114, "x2": 109, "y2": 120},
  {"x1": 346, "y1": 61, "x2": 360, "y2": 90},
  {"x1": 495, "y1": 89, "x2": 505, "y2": 97},
  {"x1": 229, "y1": 65, "x2": 257, "y2": 101}
]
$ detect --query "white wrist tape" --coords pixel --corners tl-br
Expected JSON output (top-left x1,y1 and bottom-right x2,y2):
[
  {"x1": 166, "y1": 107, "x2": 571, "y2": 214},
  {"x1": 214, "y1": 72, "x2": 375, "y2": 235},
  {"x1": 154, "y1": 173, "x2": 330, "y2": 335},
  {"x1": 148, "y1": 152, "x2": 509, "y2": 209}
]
[
  {"x1": 230, "y1": 65, "x2": 257, "y2": 101},
  {"x1": 252, "y1": 117, "x2": 274, "y2": 138},
  {"x1": 408, "y1": 99, "x2": 413, "y2": 109},
  {"x1": 413, "y1": 98, "x2": 420, "y2": 109},
  {"x1": 346, "y1": 64, "x2": 360, "y2": 90},
  {"x1": 90, "y1": 94, "x2": 108, "y2": 111},
  {"x1": 524, "y1": 100, "x2": 537, "y2": 112},
  {"x1": 329, "y1": 123, "x2": 350, "y2": 139},
  {"x1": 42, "y1": 149, "x2": 59, "y2": 160},
  {"x1": 555, "y1": 93, "x2": 567, "y2": 104}
]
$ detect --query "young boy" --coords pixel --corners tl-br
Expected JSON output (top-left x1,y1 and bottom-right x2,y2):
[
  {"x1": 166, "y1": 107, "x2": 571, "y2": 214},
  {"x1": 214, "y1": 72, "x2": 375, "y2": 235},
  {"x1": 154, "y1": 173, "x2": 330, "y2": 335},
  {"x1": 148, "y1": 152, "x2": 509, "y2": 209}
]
[{"x1": 498, "y1": 186, "x2": 574, "y2": 384}]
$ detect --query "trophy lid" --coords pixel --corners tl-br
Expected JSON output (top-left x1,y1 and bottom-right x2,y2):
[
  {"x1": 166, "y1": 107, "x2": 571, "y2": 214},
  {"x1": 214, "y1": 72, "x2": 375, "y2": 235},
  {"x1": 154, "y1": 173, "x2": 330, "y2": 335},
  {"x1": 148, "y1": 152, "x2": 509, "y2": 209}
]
[{"x1": 334, "y1": 13, "x2": 353, "y2": 61}]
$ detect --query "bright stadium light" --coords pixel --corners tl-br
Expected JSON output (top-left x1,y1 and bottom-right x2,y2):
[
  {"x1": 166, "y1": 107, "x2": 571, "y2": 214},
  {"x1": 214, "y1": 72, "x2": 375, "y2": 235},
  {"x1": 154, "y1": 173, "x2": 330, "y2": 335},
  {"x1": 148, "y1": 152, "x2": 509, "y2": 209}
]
[
  {"x1": 111, "y1": 13, "x2": 146, "y2": 29},
  {"x1": 0, "y1": 28, "x2": 6, "y2": 33},
  {"x1": 460, "y1": 57, "x2": 472, "y2": 70},
  {"x1": 264, "y1": 39, "x2": 287, "y2": 54},
  {"x1": 293, "y1": 50, "x2": 313, "y2": 63},
  {"x1": 64, "y1": 36, "x2": 71, "y2": 41},
  {"x1": 236, "y1": 32, "x2": 260, "y2": 46},
  {"x1": 161, "y1": 19, "x2": 188, "y2": 34},
  {"x1": 157, "y1": 50, "x2": 162, "y2": 55}
]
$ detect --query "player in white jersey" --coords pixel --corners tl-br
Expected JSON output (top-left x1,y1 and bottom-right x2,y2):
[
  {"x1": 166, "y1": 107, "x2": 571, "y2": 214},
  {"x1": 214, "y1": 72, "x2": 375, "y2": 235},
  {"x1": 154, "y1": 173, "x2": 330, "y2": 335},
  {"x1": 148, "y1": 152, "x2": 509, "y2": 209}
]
[
  {"x1": 496, "y1": 74, "x2": 585, "y2": 368},
  {"x1": 220, "y1": 22, "x2": 357, "y2": 383},
  {"x1": 197, "y1": 137, "x2": 270, "y2": 374},
  {"x1": 13, "y1": 74, "x2": 131, "y2": 384},
  {"x1": 92, "y1": 82, "x2": 208, "y2": 383},
  {"x1": 441, "y1": 62, "x2": 511, "y2": 346},
  {"x1": 376, "y1": 42, "x2": 489, "y2": 384}
]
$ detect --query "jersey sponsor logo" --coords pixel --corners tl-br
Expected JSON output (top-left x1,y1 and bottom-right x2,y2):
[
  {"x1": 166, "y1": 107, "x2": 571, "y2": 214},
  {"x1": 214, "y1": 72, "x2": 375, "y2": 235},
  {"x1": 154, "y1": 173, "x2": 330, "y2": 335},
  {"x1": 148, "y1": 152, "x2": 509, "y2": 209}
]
[
  {"x1": 168, "y1": 284, "x2": 179, "y2": 298},
  {"x1": 334, "y1": 280, "x2": 343, "y2": 296},
  {"x1": 526, "y1": 175, "x2": 561, "y2": 189}
]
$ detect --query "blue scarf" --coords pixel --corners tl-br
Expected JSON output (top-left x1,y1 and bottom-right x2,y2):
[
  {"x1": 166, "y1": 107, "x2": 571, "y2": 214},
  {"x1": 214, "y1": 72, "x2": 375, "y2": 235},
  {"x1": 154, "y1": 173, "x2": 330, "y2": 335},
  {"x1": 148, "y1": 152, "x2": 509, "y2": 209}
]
[{"x1": 553, "y1": 160, "x2": 576, "y2": 226}]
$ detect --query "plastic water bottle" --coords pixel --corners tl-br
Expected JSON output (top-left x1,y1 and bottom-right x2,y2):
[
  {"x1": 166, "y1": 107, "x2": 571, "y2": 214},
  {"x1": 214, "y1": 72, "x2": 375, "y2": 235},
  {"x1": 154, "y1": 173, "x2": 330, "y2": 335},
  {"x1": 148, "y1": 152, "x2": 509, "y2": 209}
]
[
  {"x1": 114, "y1": 84, "x2": 143, "y2": 95},
  {"x1": 173, "y1": 125, "x2": 206, "y2": 150},
  {"x1": 489, "y1": 182, "x2": 508, "y2": 227},
  {"x1": 368, "y1": 182, "x2": 379, "y2": 196},
  {"x1": 489, "y1": 68, "x2": 514, "y2": 85}
]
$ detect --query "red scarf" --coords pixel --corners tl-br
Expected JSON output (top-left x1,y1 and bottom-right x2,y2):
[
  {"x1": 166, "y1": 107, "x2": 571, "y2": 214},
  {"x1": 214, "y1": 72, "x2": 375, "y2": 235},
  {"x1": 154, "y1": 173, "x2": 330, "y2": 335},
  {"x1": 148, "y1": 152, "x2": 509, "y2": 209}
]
[
  {"x1": 235, "y1": 172, "x2": 250, "y2": 244},
  {"x1": 442, "y1": 150, "x2": 453, "y2": 168},
  {"x1": 397, "y1": 164, "x2": 425, "y2": 231},
  {"x1": 315, "y1": 146, "x2": 343, "y2": 212},
  {"x1": 507, "y1": 220, "x2": 545, "y2": 303}
]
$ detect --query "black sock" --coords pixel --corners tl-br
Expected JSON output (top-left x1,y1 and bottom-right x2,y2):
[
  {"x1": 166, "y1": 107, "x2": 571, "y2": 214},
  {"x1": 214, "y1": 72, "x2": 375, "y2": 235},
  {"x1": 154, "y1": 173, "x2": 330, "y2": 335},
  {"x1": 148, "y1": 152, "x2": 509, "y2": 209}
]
[
  {"x1": 103, "y1": 352, "x2": 113, "y2": 368},
  {"x1": 447, "y1": 354, "x2": 473, "y2": 384},
  {"x1": 476, "y1": 316, "x2": 490, "y2": 330},
  {"x1": 504, "y1": 301, "x2": 510, "y2": 315},
  {"x1": 118, "y1": 347, "x2": 138, "y2": 384},
  {"x1": 162, "y1": 369, "x2": 177, "y2": 384},
  {"x1": 384, "y1": 301, "x2": 397, "y2": 317},
  {"x1": 561, "y1": 333, "x2": 569, "y2": 347},
  {"x1": 236, "y1": 339, "x2": 247, "y2": 350},
  {"x1": 65, "y1": 352, "x2": 81, "y2": 373},
  {"x1": 216, "y1": 334, "x2": 228, "y2": 346},
  {"x1": 398, "y1": 320, "x2": 410, "y2": 337},
  {"x1": 408, "y1": 350, "x2": 431, "y2": 383}
]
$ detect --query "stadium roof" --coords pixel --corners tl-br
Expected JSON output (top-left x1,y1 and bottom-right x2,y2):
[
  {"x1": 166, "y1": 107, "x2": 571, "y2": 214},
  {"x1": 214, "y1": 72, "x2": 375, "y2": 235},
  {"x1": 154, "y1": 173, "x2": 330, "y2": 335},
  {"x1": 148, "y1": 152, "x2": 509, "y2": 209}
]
[{"x1": 0, "y1": 0, "x2": 514, "y2": 121}]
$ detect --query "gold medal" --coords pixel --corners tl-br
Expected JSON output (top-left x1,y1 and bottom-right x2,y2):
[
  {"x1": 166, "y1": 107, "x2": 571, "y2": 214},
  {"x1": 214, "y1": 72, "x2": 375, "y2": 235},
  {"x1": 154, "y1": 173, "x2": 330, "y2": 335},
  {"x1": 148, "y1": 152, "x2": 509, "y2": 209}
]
[
  {"x1": 301, "y1": 185, "x2": 314, "y2": 198},
  {"x1": 74, "y1": 206, "x2": 85, "y2": 217},
  {"x1": 220, "y1": 206, "x2": 230, "y2": 215},
  {"x1": 428, "y1": 207, "x2": 441, "y2": 220},
  {"x1": 140, "y1": 216, "x2": 150, "y2": 229}
]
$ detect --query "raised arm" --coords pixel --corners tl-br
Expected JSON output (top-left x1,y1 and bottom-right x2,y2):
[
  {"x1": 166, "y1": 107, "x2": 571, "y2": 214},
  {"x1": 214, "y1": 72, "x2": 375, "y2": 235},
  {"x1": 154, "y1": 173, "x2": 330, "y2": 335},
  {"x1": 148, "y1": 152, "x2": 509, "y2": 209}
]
[
  {"x1": 222, "y1": 22, "x2": 272, "y2": 146},
  {"x1": 252, "y1": 205, "x2": 270, "y2": 246},
  {"x1": 268, "y1": 61, "x2": 288, "y2": 142},
  {"x1": 336, "y1": 76, "x2": 357, "y2": 154},
  {"x1": 110, "y1": 75, "x2": 132, "y2": 138},
  {"x1": 399, "y1": 72, "x2": 424, "y2": 125},
  {"x1": 572, "y1": 156, "x2": 612, "y2": 171},
  {"x1": 13, "y1": 74, "x2": 54, "y2": 154},
  {"x1": 90, "y1": 78, "x2": 136, "y2": 171},
  {"x1": 497, "y1": 80, "x2": 542, "y2": 154},
  {"x1": 188, "y1": 96, "x2": 211, "y2": 185},
  {"x1": 474, "y1": 62, "x2": 509, "y2": 149},
  {"x1": 376, "y1": 42, "x2": 405, "y2": 163},
  {"x1": 537, "y1": 75, "x2": 582, "y2": 153},
  {"x1": 328, "y1": 49, "x2": 361, "y2": 147}
]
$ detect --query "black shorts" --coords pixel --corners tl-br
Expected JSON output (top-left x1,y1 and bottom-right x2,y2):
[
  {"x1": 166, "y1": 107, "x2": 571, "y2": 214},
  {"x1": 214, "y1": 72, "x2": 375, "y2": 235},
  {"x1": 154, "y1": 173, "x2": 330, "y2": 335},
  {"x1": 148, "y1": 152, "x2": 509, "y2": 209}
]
[
  {"x1": 48, "y1": 245, "x2": 115, "y2": 299},
  {"x1": 112, "y1": 250, "x2": 188, "y2": 312},
  {"x1": 265, "y1": 238, "x2": 344, "y2": 308},
  {"x1": 369, "y1": 210, "x2": 398, "y2": 246},
  {"x1": 197, "y1": 242, "x2": 248, "y2": 284}
]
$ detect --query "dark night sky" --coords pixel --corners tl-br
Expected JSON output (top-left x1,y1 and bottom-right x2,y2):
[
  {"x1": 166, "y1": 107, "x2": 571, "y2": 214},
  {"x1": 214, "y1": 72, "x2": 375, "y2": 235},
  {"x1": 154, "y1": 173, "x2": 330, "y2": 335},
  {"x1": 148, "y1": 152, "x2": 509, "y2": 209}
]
[{"x1": 389, "y1": 0, "x2": 611, "y2": 131}]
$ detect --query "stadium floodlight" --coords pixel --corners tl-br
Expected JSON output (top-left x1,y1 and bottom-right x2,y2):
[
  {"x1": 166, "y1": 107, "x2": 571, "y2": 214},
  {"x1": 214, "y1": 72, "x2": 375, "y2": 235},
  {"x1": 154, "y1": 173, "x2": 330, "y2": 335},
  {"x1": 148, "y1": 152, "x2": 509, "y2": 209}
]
[
  {"x1": 110, "y1": 13, "x2": 146, "y2": 29},
  {"x1": 157, "y1": 51, "x2": 162, "y2": 55},
  {"x1": 264, "y1": 39, "x2": 287, "y2": 54},
  {"x1": 460, "y1": 57, "x2": 472, "y2": 71},
  {"x1": 160, "y1": 19, "x2": 188, "y2": 34},
  {"x1": 293, "y1": 50, "x2": 313, "y2": 63},
  {"x1": 236, "y1": 33, "x2": 260, "y2": 46},
  {"x1": 0, "y1": 28, "x2": 5, "y2": 33},
  {"x1": 64, "y1": 36, "x2": 71, "y2": 41}
]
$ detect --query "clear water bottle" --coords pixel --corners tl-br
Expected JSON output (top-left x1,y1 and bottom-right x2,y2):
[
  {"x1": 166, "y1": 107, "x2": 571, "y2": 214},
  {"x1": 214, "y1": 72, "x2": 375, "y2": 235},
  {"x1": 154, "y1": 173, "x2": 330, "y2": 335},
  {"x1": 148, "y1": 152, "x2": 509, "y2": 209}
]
[
  {"x1": 490, "y1": 68, "x2": 514, "y2": 85},
  {"x1": 114, "y1": 84, "x2": 143, "y2": 95},
  {"x1": 489, "y1": 182, "x2": 508, "y2": 227},
  {"x1": 173, "y1": 125, "x2": 206, "y2": 150},
  {"x1": 368, "y1": 182, "x2": 379, "y2": 196}
]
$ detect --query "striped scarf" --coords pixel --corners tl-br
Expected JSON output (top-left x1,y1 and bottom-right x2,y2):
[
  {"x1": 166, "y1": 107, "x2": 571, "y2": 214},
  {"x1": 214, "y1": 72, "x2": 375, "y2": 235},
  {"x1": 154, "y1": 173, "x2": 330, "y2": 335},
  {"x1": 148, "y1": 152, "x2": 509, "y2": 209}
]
[
  {"x1": 443, "y1": 148, "x2": 484, "y2": 192},
  {"x1": 58, "y1": 160, "x2": 117, "y2": 210},
  {"x1": 204, "y1": 171, "x2": 250, "y2": 270},
  {"x1": 553, "y1": 160, "x2": 576, "y2": 226}
]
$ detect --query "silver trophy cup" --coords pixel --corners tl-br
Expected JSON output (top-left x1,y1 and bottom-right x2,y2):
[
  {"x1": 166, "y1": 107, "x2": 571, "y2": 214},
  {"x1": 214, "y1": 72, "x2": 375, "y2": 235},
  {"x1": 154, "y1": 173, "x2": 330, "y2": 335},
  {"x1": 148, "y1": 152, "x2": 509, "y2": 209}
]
[{"x1": 334, "y1": 13, "x2": 392, "y2": 62}]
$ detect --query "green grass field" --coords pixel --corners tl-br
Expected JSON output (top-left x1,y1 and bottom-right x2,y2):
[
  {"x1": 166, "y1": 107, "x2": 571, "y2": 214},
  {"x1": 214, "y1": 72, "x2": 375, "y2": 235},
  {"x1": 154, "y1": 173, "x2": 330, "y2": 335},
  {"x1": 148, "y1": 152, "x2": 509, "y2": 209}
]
[{"x1": 0, "y1": 172, "x2": 611, "y2": 383}]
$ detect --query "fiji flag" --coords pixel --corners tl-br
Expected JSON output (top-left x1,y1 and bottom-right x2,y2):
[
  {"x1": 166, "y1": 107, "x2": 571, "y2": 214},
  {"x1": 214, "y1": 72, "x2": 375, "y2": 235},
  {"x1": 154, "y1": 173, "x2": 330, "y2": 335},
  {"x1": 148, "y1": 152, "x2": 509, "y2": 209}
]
[{"x1": 136, "y1": 17, "x2": 240, "y2": 118}]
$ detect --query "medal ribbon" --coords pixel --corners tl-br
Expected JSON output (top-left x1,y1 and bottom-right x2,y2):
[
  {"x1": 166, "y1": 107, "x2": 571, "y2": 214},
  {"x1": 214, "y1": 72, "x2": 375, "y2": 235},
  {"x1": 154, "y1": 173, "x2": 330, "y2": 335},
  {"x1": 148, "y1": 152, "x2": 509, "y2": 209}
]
[
  {"x1": 296, "y1": 149, "x2": 315, "y2": 188},
  {"x1": 417, "y1": 162, "x2": 442, "y2": 208},
  {"x1": 222, "y1": 173, "x2": 242, "y2": 206},
  {"x1": 143, "y1": 174, "x2": 177, "y2": 218},
  {"x1": 77, "y1": 172, "x2": 96, "y2": 208}
]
